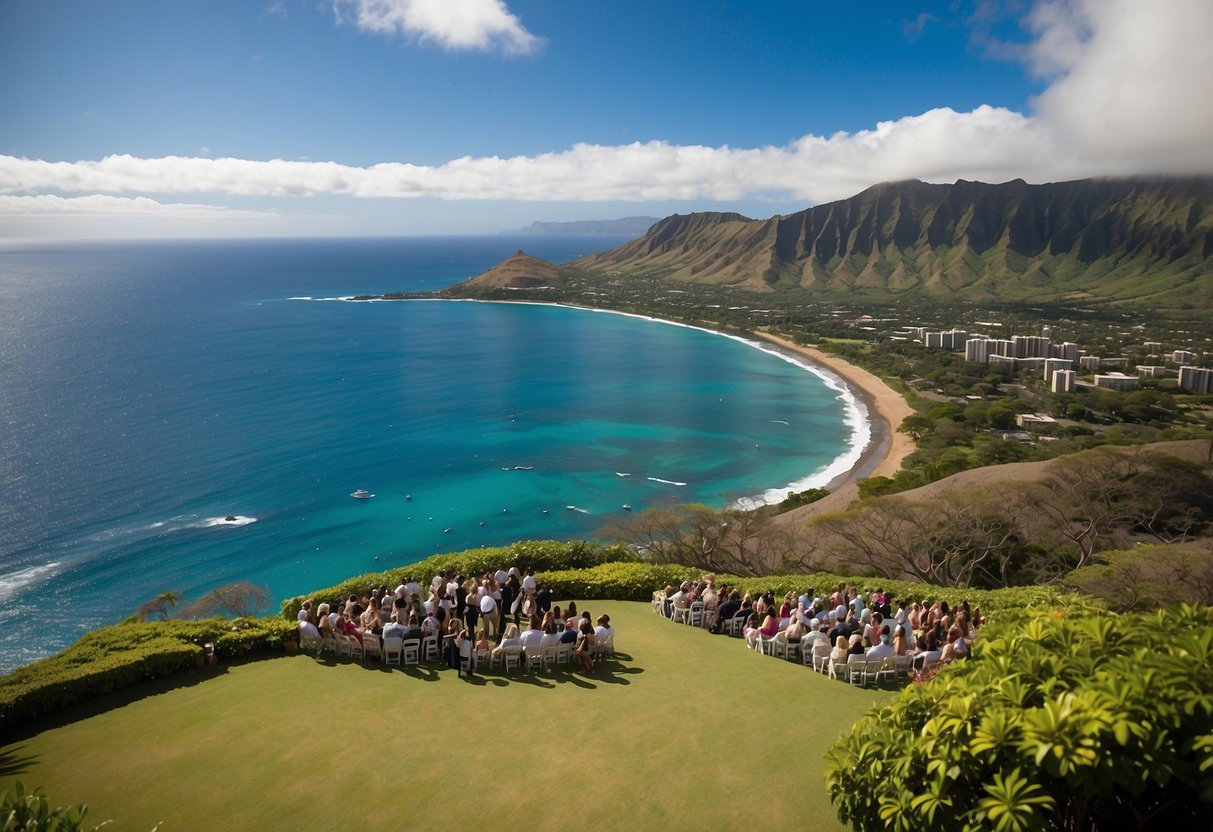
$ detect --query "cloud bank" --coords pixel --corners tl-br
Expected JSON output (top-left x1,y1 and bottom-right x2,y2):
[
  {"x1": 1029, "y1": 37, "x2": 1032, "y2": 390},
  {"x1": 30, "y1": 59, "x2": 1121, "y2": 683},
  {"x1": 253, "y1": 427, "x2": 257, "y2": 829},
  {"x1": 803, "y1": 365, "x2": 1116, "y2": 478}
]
[
  {"x1": 2, "y1": 0, "x2": 1210, "y2": 219},
  {"x1": 334, "y1": 0, "x2": 543, "y2": 55}
]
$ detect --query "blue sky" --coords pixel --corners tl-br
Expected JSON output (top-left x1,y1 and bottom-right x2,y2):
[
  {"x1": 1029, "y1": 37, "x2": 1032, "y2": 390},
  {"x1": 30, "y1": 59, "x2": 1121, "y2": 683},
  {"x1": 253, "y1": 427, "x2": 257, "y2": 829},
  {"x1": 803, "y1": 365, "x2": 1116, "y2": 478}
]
[{"x1": 1, "y1": 0, "x2": 1211, "y2": 237}]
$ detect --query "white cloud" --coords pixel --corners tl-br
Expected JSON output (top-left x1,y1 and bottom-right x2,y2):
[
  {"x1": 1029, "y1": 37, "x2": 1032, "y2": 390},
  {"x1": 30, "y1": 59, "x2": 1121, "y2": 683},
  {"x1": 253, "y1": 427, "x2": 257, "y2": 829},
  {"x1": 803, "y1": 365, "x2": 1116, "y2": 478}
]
[
  {"x1": 2, "y1": 0, "x2": 1209, "y2": 217},
  {"x1": 0, "y1": 194, "x2": 277, "y2": 220},
  {"x1": 335, "y1": 0, "x2": 543, "y2": 55}
]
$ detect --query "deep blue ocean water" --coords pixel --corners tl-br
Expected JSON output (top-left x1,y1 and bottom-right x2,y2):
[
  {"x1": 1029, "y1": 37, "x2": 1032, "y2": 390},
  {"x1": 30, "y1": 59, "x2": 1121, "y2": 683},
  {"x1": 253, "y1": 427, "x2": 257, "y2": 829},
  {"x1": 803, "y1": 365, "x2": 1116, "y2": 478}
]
[{"x1": 0, "y1": 236, "x2": 862, "y2": 672}]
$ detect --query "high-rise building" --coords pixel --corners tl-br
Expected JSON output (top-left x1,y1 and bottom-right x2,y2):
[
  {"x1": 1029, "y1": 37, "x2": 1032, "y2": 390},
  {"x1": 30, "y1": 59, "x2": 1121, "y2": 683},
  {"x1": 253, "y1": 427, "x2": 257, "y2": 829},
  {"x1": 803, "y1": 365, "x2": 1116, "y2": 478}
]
[
  {"x1": 1178, "y1": 366, "x2": 1213, "y2": 393},
  {"x1": 1051, "y1": 369, "x2": 1076, "y2": 393},
  {"x1": 1172, "y1": 350, "x2": 1196, "y2": 365},
  {"x1": 1054, "y1": 342, "x2": 1080, "y2": 362},
  {"x1": 1043, "y1": 358, "x2": 1074, "y2": 383}
]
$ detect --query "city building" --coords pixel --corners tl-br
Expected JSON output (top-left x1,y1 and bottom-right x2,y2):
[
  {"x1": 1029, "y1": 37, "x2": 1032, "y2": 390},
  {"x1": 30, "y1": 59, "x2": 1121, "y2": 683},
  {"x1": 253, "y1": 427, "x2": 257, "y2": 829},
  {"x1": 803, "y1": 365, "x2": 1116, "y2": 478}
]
[
  {"x1": 1094, "y1": 372, "x2": 1141, "y2": 391},
  {"x1": 1043, "y1": 358, "x2": 1074, "y2": 384},
  {"x1": 1017, "y1": 413, "x2": 1059, "y2": 433},
  {"x1": 1178, "y1": 366, "x2": 1213, "y2": 393},
  {"x1": 1172, "y1": 350, "x2": 1196, "y2": 365},
  {"x1": 1079, "y1": 355, "x2": 1102, "y2": 371},
  {"x1": 1051, "y1": 369, "x2": 1076, "y2": 393},
  {"x1": 1012, "y1": 335, "x2": 1051, "y2": 358},
  {"x1": 1053, "y1": 342, "x2": 1080, "y2": 362}
]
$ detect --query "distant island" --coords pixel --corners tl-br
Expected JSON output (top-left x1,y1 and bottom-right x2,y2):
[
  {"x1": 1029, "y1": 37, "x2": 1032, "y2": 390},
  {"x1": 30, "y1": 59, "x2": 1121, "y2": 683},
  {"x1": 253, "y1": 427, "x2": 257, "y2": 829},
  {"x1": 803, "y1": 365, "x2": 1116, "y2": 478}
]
[{"x1": 504, "y1": 216, "x2": 660, "y2": 236}]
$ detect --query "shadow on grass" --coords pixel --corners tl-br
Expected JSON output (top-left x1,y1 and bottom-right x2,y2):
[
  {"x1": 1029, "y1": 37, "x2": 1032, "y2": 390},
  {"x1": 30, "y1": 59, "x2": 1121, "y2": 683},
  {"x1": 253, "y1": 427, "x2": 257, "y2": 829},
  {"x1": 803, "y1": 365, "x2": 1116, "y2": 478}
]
[
  {"x1": 0, "y1": 746, "x2": 38, "y2": 778},
  {"x1": 1, "y1": 663, "x2": 235, "y2": 745}
]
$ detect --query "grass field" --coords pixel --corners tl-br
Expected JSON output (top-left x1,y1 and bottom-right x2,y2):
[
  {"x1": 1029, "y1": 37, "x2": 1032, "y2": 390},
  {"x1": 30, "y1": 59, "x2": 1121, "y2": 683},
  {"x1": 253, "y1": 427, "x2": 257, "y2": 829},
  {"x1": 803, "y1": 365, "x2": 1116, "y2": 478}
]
[{"x1": 1, "y1": 602, "x2": 888, "y2": 831}]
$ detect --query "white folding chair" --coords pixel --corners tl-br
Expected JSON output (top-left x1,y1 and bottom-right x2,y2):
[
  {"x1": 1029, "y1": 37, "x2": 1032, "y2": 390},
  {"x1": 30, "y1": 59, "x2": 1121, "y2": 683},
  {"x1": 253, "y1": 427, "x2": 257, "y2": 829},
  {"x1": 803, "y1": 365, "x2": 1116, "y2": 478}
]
[
  {"x1": 362, "y1": 632, "x2": 382, "y2": 663},
  {"x1": 421, "y1": 634, "x2": 440, "y2": 662},
  {"x1": 845, "y1": 655, "x2": 869, "y2": 686},
  {"x1": 687, "y1": 601, "x2": 704, "y2": 627},
  {"x1": 347, "y1": 634, "x2": 364, "y2": 661},
  {"x1": 811, "y1": 640, "x2": 832, "y2": 673},
  {"x1": 401, "y1": 638, "x2": 421, "y2": 666},
  {"x1": 525, "y1": 649, "x2": 545, "y2": 673},
  {"x1": 671, "y1": 600, "x2": 690, "y2": 625},
  {"x1": 382, "y1": 635, "x2": 403, "y2": 666},
  {"x1": 556, "y1": 642, "x2": 574, "y2": 665},
  {"x1": 336, "y1": 633, "x2": 353, "y2": 659}
]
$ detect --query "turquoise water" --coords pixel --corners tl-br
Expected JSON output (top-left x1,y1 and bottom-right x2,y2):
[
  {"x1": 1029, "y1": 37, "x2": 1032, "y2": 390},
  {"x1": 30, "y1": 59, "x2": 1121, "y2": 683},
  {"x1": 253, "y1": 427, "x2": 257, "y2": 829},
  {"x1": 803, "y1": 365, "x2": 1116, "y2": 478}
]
[{"x1": 0, "y1": 236, "x2": 860, "y2": 672}]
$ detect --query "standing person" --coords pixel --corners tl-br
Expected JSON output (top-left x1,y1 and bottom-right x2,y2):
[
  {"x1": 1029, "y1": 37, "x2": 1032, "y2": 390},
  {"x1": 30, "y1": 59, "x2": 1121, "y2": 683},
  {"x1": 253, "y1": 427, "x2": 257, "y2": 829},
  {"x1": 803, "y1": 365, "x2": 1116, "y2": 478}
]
[
  {"x1": 501, "y1": 574, "x2": 520, "y2": 630},
  {"x1": 479, "y1": 590, "x2": 498, "y2": 638},
  {"x1": 536, "y1": 585, "x2": 552, "y2": 616}
]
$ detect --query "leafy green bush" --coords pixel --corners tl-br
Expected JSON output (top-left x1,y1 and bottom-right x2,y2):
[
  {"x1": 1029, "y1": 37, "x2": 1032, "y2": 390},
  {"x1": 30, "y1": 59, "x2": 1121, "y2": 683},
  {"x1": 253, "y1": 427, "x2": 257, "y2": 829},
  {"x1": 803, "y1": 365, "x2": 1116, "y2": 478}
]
[
  {"x1": 825, "y1": 604, "x2": 1213, "y2": 831},
  {"x1": 1, "y1": 782, "x2": 105, "y2": 831},
  {"x1": 0, "y1": 617, "x2": 296, "y2": 731}
]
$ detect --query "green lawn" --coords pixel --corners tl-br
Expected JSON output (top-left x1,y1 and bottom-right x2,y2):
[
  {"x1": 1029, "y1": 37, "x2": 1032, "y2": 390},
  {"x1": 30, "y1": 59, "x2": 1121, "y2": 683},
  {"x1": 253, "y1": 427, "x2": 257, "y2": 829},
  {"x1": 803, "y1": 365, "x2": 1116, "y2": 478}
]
[{"x1": 2, "y1": 602, "x2": 888, "y2": 831}]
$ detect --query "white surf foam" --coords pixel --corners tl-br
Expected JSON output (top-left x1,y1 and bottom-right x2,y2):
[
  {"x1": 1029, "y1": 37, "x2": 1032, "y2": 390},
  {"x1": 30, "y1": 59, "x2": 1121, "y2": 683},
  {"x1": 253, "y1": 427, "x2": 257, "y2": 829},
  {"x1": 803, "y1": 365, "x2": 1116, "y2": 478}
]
[
  {"x1": 647, "y1": 477, "x2": 688, "y2": 487},
  {"x1": 0, "y1": 562, "x2": 62, "y2": 604}
]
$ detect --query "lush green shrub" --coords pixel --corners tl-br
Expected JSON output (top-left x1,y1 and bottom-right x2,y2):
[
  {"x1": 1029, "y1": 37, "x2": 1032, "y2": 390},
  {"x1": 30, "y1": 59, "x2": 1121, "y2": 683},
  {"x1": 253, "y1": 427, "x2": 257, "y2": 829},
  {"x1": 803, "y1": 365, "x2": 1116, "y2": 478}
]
[
  {"x1": 0, "y1": 617, "x2": 296, "y2": 731},
  {"x1": 0, "y1": 782, "x2": 105, "y2": 831},
  {"x1": 825, "y1": 604, "x2": 1213, "y2": 831}
]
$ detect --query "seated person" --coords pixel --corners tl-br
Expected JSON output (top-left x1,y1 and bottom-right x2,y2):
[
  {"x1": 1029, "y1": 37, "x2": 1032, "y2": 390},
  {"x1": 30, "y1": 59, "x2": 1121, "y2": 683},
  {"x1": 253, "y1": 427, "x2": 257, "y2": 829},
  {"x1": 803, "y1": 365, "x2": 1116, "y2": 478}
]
[
  {"x1": 519, "y1": 620, "x2": 545, "y2": 656},
  {"x1": 492, "y1": 623, "x2": 523, "y2": 658},
  {"x1": 866, "y1": 631, "x2": 895, "y2": 659},
  {"x1": 400, "y1": 614, "x2": 424, "y2": 642},
  {"x1": 594, "y1": 614, "x2": 612, "y2": 645},
  {"x1": 714, "y1": 591, "x2": 743, "y2": 633}
]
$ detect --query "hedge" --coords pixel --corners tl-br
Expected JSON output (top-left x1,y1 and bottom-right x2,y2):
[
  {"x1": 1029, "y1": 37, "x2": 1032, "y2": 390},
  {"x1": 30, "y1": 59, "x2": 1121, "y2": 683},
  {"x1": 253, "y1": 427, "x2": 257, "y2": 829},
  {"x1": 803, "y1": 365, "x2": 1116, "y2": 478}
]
[{"x1": 0, "y1": 617, "x2": 296, "y2": 732}]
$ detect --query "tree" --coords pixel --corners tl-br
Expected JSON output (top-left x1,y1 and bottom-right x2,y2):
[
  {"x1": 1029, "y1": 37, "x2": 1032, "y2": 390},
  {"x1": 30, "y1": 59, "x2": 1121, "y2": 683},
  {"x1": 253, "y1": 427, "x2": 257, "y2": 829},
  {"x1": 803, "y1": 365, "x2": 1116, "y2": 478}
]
[
  {"x1": 813, "y1": 495, "x2": 1025, "y2": 588},
  {"x1": 899, "y1": 413, "x2": 932, "y2": 441},
  {"x1": 1066, "y1": 542, "x2": 1213, "y2": 611},
  {"x1": 599, "y1": 503, "x2": 806, "y2": 577},
  {"x1": 180, "y1": 581, "x2": 271, "y2": 619},
  {"x1": 134, "y1": 589, "x2": 180, "y2": 621}
]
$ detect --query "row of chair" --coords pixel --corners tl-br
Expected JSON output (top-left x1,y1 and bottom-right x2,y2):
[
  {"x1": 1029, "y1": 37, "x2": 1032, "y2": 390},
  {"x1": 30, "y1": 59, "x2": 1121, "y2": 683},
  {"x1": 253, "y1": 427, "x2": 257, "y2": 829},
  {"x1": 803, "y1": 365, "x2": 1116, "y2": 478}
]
[
  {"x1": 316, "y1": 628, "x2": 616, "y2": 675},
  {"x1": 653, "y1": 594, "x2": 928, "y2": 688}
]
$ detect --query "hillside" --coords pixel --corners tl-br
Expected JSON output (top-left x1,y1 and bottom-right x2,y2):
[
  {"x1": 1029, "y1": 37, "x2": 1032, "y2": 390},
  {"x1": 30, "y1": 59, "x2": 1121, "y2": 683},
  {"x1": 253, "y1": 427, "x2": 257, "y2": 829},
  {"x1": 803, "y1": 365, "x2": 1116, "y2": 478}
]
[
  {"x1": 460, "y1": 249, "x2": 561, "y2": 289},
  {"x1": 565, "y1": 177, "x2": 1213, "y2": 305}
]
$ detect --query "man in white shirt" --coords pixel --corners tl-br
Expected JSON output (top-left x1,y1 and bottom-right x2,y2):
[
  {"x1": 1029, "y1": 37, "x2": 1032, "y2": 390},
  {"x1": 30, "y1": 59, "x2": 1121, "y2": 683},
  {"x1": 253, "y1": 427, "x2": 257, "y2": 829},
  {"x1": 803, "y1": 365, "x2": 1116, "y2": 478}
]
[
  {"x1": 802, "y1": 618, "x2": 830, "y2": 651},
  {"x1": 479, "y1": 592, "x2": 498, "y2": 637},
  {"x1": 866, "y1": 632, "x2": 895, "y2": 659},
  {"x1": 404, "y1": 578, "x2": 420, "y2": 599}
]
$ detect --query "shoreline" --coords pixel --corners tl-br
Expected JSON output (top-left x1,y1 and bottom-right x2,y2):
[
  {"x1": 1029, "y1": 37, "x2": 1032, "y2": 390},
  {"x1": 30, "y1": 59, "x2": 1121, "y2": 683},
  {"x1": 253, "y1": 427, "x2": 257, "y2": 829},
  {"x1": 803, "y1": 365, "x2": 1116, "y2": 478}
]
[{"x1": 750, "y1": 332, "x2": 915, "y2": 490}]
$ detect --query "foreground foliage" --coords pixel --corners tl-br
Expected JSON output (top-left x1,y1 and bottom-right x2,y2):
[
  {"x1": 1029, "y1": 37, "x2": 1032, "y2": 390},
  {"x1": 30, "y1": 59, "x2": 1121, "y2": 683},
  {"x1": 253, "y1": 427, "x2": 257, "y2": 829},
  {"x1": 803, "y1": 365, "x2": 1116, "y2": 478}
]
[
  {"x1": 0, "y1": 781, "x2": 126, "y2": 832},
  {"x1": 825, "y1": 604, "x2": 1213, "y2": 831}
]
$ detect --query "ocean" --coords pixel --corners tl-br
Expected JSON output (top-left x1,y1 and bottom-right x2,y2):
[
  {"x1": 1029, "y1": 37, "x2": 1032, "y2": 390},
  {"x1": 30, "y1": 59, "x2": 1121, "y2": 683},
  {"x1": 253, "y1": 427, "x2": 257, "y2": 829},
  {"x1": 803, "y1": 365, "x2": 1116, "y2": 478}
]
[{"x1": 0, "y1": 236, "x2": 863, "y2": 673}]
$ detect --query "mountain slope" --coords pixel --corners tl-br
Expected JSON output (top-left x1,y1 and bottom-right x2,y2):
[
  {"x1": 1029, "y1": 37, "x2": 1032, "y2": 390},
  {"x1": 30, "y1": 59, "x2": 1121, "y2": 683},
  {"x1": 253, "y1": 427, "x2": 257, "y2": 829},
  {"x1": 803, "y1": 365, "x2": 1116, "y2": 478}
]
[{"x1": 572, "y1": 177, "x2": 1213, "y2": 304}]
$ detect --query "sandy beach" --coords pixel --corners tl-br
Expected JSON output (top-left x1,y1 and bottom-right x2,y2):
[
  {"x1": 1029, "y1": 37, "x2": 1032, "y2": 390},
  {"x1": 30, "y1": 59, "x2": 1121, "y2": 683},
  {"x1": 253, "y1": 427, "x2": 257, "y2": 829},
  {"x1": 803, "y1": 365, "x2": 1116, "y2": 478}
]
[{"x1": 752, "y1": 332, "x2": 915, "y2": 489}]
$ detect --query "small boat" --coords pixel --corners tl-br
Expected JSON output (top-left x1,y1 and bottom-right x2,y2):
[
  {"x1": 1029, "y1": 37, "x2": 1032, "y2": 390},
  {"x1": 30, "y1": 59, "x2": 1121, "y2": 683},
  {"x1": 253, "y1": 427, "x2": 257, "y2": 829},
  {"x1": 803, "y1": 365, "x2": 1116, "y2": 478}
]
[
  {"x1": 444, "y1": 528, "x2": 453, "y2": 534},
  {"x1": 566, "y1": 505, "x2": 576, "y2": 511},
  {"x1": 405, "y1": 494, "x2": 412, "y2": 501},
  {"x1": 622, "y1": 504, "x2": 632, "y2": 511},
  {"x1": 350, "y1": 489, "x2": 374, "y2": 499}
]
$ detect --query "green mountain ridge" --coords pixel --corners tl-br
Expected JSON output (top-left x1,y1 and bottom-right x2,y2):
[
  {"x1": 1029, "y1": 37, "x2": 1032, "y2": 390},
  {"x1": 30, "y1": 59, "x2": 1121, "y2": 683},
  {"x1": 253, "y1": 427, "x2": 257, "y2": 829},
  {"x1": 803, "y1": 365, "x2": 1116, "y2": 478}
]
[{"x1": 467, "y1": 177, "x2": 1213, "y2": 307}]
